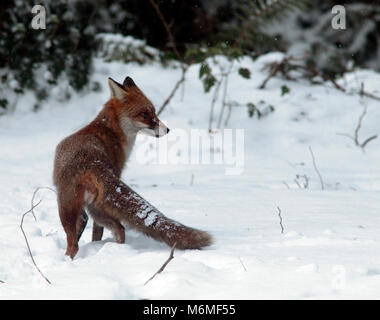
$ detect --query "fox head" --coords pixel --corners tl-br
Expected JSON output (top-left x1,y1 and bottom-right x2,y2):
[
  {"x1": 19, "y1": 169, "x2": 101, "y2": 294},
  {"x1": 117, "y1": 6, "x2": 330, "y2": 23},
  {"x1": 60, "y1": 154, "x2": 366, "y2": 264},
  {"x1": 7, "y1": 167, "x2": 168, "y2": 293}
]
[{"x1": 108, "y1": 76, "x2": 169, "y2": 138}]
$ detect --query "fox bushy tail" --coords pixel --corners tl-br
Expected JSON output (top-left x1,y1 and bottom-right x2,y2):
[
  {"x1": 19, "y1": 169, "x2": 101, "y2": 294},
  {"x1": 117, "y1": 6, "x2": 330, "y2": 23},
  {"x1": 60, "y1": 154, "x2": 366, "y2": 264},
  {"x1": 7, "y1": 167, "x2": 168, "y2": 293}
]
[{"x1": 87, "y1": 169, "x2": 213, "y2": 249}]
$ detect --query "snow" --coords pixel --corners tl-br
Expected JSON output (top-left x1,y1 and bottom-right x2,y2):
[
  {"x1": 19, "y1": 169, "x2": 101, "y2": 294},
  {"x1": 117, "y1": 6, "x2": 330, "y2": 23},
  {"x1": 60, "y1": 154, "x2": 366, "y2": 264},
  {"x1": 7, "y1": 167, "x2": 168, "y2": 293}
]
[{"x1": 1, "y1": 51, "x2": 380, "y2": 299}]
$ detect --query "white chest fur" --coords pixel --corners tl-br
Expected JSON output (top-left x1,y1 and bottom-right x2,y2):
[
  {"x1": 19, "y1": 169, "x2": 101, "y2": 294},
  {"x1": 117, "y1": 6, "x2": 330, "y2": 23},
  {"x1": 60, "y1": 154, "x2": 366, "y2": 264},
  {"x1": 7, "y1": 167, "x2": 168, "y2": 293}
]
[
  {"x1": 119, "y1": 117, "x2": 138, "y2": 162},
  {"x1": 124, "y1": 133, "x2": 136, "y2": 162}
]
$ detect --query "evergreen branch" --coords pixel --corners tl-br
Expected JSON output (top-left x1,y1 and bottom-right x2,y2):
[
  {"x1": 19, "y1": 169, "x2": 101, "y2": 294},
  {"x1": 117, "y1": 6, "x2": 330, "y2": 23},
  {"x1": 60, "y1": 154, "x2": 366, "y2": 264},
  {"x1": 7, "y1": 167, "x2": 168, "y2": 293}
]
[{"x1": 234, "y1": 0, "x2": 312, "y2": 47}]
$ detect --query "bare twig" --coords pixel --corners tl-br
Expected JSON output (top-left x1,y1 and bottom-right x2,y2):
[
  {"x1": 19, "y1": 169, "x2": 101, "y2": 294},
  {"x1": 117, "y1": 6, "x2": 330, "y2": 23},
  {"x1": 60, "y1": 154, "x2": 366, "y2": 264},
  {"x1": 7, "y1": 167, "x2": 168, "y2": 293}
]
[
  {"x1": 217, "y1": 62, "x2": 234, "y2": 129},
  {"x1": 260, "y1": 57, "x2": 380, "y2": 105},
  {"x1": 31, "y1": 186, "x2": 57, "y2": 221},
  {"x1": 208, "y1": 76, "x2": 223, "y2": 133},
  {"x1": 309, "y1": 146, "x2": 325, "y2": 191},
  {"x1": 360, "y1": 135, "x2": 378, "y2": 149},
  {"x1": 293, "y1": 178, "x2": 302, "y2": 189},
  {"x1": 309, "y1": 66, "x2": 346, "y2": 92},
  {"x1": 238, "y1": 257, "x2": 247, "y2": 272},
  {"x1": 157, "y1": 65, "x2": 188, "y2": 116},
  {"x1": 295, "y1": 174, "x2": 309, "y2": 189},
  {"x1": 224, "y1": 101, "x2": 234, "y2": 127},
  {"x1": 20, "y1": 199, "x2": 51, "y2": 285},
  {"x1": 354, "y1": 105, "x2": 367, "y2": 146},
  {"x1": 282, "y1": 181, "x2": 290, "y2": 189},
  {"x1": 336, "y1": 104, "x2": 377, "y2": 151},
  {"x1": 149, "y1": 0, "x2": 180, "y2": 61},
  {"x1": 362, "y1": 91, "x2": 380, "y2": 101},
  {"x1": 260, "y1": 56, "x2": 346, "y2": 92},
  {"x1": 360, "y1": 82, "x2": 380, "y2": 101},
  {"x1": 144, "y1": 242, "x2": 177, "y2": 286},
  {"x1": 277, "y1": 206, "x2": 284, "y2": 234},
  {"x1": 259, "y1": 60, "x2": 283, "y2": 89}
]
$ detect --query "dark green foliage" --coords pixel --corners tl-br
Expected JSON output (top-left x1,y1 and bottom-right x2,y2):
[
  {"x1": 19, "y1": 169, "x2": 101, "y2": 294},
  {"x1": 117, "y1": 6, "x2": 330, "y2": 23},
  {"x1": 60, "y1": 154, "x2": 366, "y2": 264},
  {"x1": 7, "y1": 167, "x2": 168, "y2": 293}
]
[
  {"x1": 0, "y1": 0, "x2": 102, "y2": 111},
  {"x1": 299, "y1": 2, "x2": 380, "y2": 75},
  {"x1": 247, "y1": 101, "x2": 275, "y2": 119},
  {"x1": 199, "y1": 62, "x2": 212, "y2": 79},
  {"x1": 199, "y1": 62, "x2": 217, "y2": 93},
  {"x1": 281, "y1": 85, "x2": 290, "y2": 96},
  {"x1": 97, "y1": 35, "x2": 161, "y2": 65},
  {"x1": 236, "y1": 0, "x2": 312, "y2": 26},
  {"x1": 0, "y1": 99, "x2": 8, "y2": 110},
  {"x1": 1, "y1": 0, "x2": 378, "y2": 115},
  {"x1": 238, "y1": 67, "x2": 251, "y2": 79},
  {"x1": 220, "y1": 0, "x2": 313, "y2": 55}
]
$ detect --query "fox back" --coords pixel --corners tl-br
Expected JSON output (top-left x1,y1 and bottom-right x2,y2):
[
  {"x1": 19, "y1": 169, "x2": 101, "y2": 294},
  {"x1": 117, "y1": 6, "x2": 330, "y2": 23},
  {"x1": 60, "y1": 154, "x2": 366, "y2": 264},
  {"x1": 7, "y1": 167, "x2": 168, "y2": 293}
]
[{"x1": 54, "y1": 76, "x2": 212, "y2": 259}]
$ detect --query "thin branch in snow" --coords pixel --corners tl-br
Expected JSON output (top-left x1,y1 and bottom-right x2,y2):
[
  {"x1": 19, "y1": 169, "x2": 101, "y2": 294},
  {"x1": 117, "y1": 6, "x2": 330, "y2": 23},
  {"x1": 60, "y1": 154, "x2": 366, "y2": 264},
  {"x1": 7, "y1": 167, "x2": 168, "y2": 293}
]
[
  {"x1": 309, "y1": 146, "x2": 325, "y2": 191},
  {"x1": 259, "y1": 59, "x2": 283, "y2": 89},
  {"x1": 31, "y1": 186, "x2": 57, "y2": 221},
  {"x1": 277, "y1": 206, "x2": 284, "y2": 234},
  {"x1": 208, "y1": 76, "x2": 223, "y2": 133},
  {"x1": 144, "y1": 242, "x2": 177, "y2": 286},
  {"x1": 190, "y1": 174, "x2": 194, "y2": 186},
  {"x1": 295, "y1": 174, "x2": 309, "y2": 189},
  {"x1": 360, "y1": 82, "x2": 380, "y2": 101},
  {"x1": 336, "y1": 104, "x2": 377, "y2": 152},
  {"x1": 354, "y1": 103, "x2": 378, "y2": 150},
  {"x1": 238, "y1": 257, "x2": 247, "y2": 272},
  {"x1": 293, "y1": 178, "x2": 302, "y2": 189},
  {"x1": 217, "y1": 62, "x2": 234, "y2": 129},
  {"x1": 360, "y1": 135, "x2": 378, "y2": 150},
  {"x1": 20, "y1": 199, "x2": 51, "y2": 285},
  {"x1": 157, "y1": 65, "x2": 188, "y2": 116},
  {"x1": 354, "y1": 104, "x2": 368, "y2": 146},
  {"x1": 282, "y1": 181, "x2": 290, "y2": 189}
]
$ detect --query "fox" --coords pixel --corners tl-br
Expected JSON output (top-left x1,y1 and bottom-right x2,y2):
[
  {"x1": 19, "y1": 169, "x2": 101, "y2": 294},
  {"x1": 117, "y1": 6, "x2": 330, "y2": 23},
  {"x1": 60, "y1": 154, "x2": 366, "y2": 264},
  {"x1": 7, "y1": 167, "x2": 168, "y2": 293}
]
[{"x1": 53, "y1": 76, "x2": 212, "y2": 259}]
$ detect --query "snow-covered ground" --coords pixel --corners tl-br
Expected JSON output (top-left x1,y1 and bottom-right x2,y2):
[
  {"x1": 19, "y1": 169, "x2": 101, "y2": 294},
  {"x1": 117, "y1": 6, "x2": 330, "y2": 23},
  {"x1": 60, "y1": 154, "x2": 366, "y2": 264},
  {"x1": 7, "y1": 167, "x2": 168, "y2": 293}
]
[{"x1": 1, "y1": 51, "x2": 380, "y2": 299}]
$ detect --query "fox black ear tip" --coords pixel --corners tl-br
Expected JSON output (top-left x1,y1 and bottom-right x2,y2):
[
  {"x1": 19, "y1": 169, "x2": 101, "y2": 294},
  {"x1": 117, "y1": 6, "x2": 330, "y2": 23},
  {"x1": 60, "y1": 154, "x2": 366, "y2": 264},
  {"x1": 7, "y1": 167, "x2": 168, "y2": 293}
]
[{"x1": 123, "y1": 76, "x2": 136, "y2": 87}]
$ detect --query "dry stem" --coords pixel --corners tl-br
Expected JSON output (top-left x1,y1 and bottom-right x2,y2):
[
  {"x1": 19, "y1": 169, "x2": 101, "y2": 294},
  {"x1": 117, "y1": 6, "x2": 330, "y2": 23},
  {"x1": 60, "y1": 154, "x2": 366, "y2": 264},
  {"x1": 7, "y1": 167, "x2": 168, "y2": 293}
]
[
  {"x1": 277, "y1": 206, "x2": 284, "y2": 234},
  {"x1": 20, "y1": 199, "x2": 51, "y2": 285},
  {"x1": 144, "y1": 242, "x2": 177, "y2": 286},
  {"x1": 309, "y1": 146, "x2": 325, "y2": 191}
]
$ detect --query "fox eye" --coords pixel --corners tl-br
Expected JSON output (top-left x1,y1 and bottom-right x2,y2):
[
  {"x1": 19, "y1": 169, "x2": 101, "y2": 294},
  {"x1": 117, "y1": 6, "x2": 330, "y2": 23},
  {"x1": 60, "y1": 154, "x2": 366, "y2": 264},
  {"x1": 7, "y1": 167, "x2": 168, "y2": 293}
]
[{"x1": 141, "y1": 112, "x2": 149, "y2": 119}]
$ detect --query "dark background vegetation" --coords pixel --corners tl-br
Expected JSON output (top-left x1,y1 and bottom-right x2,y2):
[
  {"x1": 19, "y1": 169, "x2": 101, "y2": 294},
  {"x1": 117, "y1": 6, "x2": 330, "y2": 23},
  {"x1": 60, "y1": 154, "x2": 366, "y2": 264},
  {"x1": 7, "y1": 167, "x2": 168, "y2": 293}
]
[{"x1": 0, "y1": 0, "x2": 379, "y2": 112}]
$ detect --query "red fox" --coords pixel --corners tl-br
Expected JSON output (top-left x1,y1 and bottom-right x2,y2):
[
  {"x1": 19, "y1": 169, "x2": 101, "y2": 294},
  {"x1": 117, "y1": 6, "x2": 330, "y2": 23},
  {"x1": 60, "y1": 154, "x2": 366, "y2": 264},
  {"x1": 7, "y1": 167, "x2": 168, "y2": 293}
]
[{"x1": 53, "y1": 76, "x2": 212, "y2": 259}]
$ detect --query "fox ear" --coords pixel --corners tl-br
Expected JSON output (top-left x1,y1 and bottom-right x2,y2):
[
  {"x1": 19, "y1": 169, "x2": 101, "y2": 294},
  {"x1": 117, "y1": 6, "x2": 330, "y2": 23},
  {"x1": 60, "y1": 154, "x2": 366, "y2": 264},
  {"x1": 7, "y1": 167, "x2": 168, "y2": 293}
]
[
  {"x1": 108, "y1": 77, "x2": 127, "y2": 100},
  {"x1": 123, "y1": 76, "x2": 136, "y2": 88}
]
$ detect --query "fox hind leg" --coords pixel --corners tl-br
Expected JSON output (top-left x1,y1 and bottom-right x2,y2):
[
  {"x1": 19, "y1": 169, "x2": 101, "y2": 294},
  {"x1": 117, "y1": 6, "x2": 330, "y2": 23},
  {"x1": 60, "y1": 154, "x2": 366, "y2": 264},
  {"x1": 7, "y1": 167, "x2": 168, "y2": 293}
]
[
  {"x1": 87, "y1": 204, "x2": 125, "y2": 244},
  {"x1": 92, "y1": 222, "x2": 104, "y2": 242},
  {"x1": 76, "y1": 210, "x2": 88, "y2": 241}
]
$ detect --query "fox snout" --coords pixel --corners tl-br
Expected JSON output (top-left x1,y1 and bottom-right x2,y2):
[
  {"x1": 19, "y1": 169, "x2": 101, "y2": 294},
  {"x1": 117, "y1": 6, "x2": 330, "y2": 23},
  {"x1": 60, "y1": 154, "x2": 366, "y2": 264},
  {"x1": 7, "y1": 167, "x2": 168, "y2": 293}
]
[
  {"x1": 141, "y1": 120, "x2": 170, "y2": 138},
  {"x1": 155, "y1": 121, "x2": 170, "y2": 138}
]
